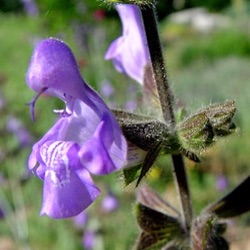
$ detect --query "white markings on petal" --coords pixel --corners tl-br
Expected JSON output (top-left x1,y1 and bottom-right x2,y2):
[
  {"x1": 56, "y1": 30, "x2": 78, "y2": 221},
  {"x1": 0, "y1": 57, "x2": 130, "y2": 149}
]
[
  {"x1": 40, "y1": 141, "x2": 74, "y2": 187},
  {"x1": 126, "y1": 141, "x2": 147, "y2": 168}
]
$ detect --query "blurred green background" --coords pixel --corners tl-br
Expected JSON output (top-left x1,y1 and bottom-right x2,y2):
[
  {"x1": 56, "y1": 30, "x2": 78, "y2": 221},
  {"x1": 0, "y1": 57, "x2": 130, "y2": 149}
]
[{"x1": 0, "y1": 0, "x2": 249, "y2": 249}]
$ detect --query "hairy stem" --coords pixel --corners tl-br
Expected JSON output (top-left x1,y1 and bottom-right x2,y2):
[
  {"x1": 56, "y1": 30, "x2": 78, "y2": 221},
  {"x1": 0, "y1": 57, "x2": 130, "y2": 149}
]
[
  {"x1": 140, "y1": 6, "x2": 174, "y2": 125},
  {"x1": 140, "y1": 5, "x2": 192, "y2": 231}
]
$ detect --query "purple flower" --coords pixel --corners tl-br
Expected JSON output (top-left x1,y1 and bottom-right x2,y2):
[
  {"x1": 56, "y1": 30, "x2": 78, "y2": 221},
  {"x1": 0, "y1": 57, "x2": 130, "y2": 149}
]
[
  {"x1": 26, "y1": 38, "x2": 127, "y2": 218},
  {"x1": 6, "y1": 115, "x2": 32, "y2": 147},
  {"x1": 74, "y1": 211, "x2": 89, "y2": 230},
  {"x1": 101, "y1": 191, "x2": 119, "y2": 213},
  {"x1": 105, "y1": 4, "x2": 150, "y2": 84},
  {"x1": 83, "y1": 229, "x2": 95, "y2": 250},
  {"x1": 100, "y1": 80, "x2": 114, "y2": 98},
  {"x1": 216, "y1": 175, "x2": 228, "y2": 191},
  {"x1": 21, "y1": 0, "x2": 39, "y2": 16},
  {"x1": 0, "y1": 206, "x2": 4, "y2": 219}
]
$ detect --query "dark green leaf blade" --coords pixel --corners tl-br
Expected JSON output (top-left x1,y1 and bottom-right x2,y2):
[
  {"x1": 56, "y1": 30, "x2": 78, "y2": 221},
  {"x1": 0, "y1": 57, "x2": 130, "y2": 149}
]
[
  {"x1": 135, "y1": 203, "x2": 182, "y2": 234},
  {"x1": 206, "y1": 176, "x2": 250, "y2": 218},
  {"x1": 136, "y1": 232, "x2": 177, "y2": 250},
  {"x1": 135, "y1": 203, "x2": 183, "y2": 250},
  {"x1": 123, "y1": 164, "x2": 142, "y2": 186},
  {"x1": 136, "y1": 141, "x2": 163, "y2": 186}
]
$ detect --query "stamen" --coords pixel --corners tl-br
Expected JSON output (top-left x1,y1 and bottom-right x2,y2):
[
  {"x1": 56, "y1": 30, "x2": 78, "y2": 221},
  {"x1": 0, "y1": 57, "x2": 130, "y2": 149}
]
[
  {"x1": 53, "y1": 109, "x2": 71, "y2": 117},
  {"x1": 26, "y1": 87, "x2": 48, "y2": 122}
]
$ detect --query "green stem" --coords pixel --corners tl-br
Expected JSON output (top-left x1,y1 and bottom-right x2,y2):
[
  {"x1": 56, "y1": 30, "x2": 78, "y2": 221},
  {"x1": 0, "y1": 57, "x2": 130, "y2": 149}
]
[{"x1": 140, "y1": 5, "x2": 192, "y2": 231}]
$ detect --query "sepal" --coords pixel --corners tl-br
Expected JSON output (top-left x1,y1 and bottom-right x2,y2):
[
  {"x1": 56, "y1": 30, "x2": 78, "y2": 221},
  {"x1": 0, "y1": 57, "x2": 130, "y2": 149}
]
[
  {"x1": 123, "y1": 164, "x2": 142, "y2": 186},
  {"x1": 177, "y1": 101, "x2": 236, "y2": 153},
  {"x1": 101, "y1": 0, "x2": 156, "y2": 6},
  {"x1": 134, "y1": 186, "x2": 185, "y2": 249}
]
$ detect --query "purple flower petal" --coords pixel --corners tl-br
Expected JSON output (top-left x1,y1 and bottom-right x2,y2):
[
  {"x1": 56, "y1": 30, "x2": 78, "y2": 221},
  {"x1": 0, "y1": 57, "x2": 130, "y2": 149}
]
[
  {"x1": 79, "y1": 112, "x2": 127, "y2": 175},
  {"x1": 29, "y1": 100, "x2": 127, "y2": 176},
  {"x1": 0, "y1": 206, "x2": 4, "y2": 219},
  {"x1": 105, "y1": 4, "x2": 150, "y2": 84},
  {"x1": 26, "y1": 38, "x2": 85, "y2": 101},
  {"x1": 41, "y1": 169, "x2": 100, "y2": 218},
  {"x1": 39, "y1": 141, "x2": 100, "y2": 218}
]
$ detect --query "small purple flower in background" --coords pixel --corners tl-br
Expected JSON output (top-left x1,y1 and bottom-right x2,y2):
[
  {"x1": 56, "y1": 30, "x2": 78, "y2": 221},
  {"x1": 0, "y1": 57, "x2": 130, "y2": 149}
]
[
  {"x1": 100, "y1": 80, "x2": 115, "y2": 99},
  {"x1": 26, "y1": 38, "x2": 127, "y2": 218},
  {"x1": 105, "y1": 4, "x2": 150, "y2": 84},
  {"x1": 83, "y1": 229, "x2": 95, "y2": 250},
  {"x1": 81, "y1": 217, "x2": 103, "y2": 250},
  {"x1": 74, "y1": 211, "x2": 89, "y2": 230},
  {"x1": 20, "y1": 0, "x2": 39, "y2": 16},
  {"x1": 101, "y1": 191, "x2": 119, "y2": 213},
  {"x1": 216, "y1": 175, "x2": 228, "y2": 191},
  {"x1": 6, "y1": 116, "x2": 32, "y2": 147},
  {"x1": 0, "y1": 206, "x2": 4, "y2": 219}
]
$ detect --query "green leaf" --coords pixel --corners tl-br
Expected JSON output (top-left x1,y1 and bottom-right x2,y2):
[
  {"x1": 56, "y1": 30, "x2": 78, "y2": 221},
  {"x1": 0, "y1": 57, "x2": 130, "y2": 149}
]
[
  {"x1": 135, "y1": 204, "x2": 181, "y2": 233},
  {"x1": 123, "y1": 164, "x2": 142, "y2": 186},
  {"x1": 136, "y1": 141, "x2": 163, "y2": 186}
]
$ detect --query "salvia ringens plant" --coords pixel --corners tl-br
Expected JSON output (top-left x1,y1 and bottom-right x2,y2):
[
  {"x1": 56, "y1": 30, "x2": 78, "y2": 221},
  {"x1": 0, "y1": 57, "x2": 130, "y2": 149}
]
[
  {"x1": 23, "y1": 1, "x2": 249, "y2": 249},
  {"x1": 113, "y1": 100, "x2": 236, "y2": 185}
]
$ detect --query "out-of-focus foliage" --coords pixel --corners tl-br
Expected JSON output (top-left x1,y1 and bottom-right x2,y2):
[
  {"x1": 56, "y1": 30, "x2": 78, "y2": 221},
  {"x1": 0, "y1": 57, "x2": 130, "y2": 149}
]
[
  {"x1": 0, "y1": 0, "x2": 23, "y2": 12},
  {"x1": 183, "y1": 0, "x2": 231, "y2": 11},
  {"x1": 34, "y1": 0, "x2": 102, "y2": 31},
  {"x1": 179, "y1": 30, "x2": 250, "y2": 65}
]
